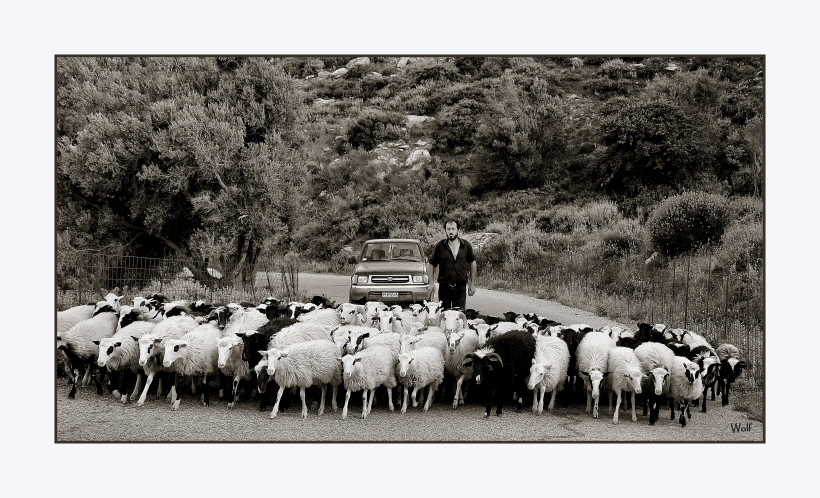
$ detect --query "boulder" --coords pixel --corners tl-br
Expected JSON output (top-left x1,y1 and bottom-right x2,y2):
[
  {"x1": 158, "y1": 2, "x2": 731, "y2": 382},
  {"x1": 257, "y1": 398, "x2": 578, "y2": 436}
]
[
  {"x1": 397, "y1": 57, "x2": 410, "y2": 69},
  {"x1": 317, "y1": 70, "x2": 331, "y2": 79},
  {"x1": 665, "y1": 63, "x2": 680, "y2": 71},
  {"x1": 370, "y1": 72, "x2": 383, "y2": 77},
  {"x1": 405, "y1": 149, "x2": 431, "y2": 169},
  {"x1": 314, "y1": 98, "x2": 335, "y2": 105},
  {"x1": 331, "y1": 68, "x2": 349, "y2": 79},
  {"x1": 415, "y1": 140, "x2": 428, "y2": 146},
  {"x1": 346, "y1": 57, "x2": 371, "y2": 69},
  {"x1": 406, "y1": 115, "x2": 435, "y2": 128}
]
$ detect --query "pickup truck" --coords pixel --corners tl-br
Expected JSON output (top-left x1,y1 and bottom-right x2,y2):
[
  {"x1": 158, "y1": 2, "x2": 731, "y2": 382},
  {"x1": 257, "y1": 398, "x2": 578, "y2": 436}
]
[{"x1": 348, "y1": 238, "x2": 435, "y2": 305}]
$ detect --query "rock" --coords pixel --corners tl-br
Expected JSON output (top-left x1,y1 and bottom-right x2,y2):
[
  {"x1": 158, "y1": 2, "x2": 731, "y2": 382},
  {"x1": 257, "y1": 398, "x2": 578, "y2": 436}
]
[
  {"x1": 406, "y1": 115, "x2": 435, "y2": 128},
  {"x1": 317, "y1": 71, "x2": 331, "y2": 79},
  {"x1": 397, "y1": 145, "x2": 410, "y2": 150},
  {"x1": 397, "y1": 57, "x2": 409, "y2": 69},
  {"x1": 331, "y1": 68, "x2": 349, "y2": 79},
  {"x1": 665, "y1": 63, "x2": 679, "y2": 71},
  {"x1": 405, "y1": 149, "x2": 431, "y2": 168},
  {"x1": 342, "y1": 246, "x2": 353, "y2": 253},
  {"x1": 313, "y1": 98, "x2": 335, "y2": 105},
  {"x1": 415, "y1": 140, "x2": 428, "y2": 146},
  {"x1": 370, "y1": 72, "x2": 382, "y2": 77},
  {"x1": 305, "y1": 75, "x2": 315, "y2": 80},
  {"x1": 346, "y1": 57, "x2": 370, "y2": 69},
  {"x1": 568, "y1": 94, "x2": 578, "y2": 100}
]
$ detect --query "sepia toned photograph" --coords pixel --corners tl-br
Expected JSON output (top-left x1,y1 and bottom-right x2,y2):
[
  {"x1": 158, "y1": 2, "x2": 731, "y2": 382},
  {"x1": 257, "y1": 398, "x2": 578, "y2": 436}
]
[{"x1": 55, "y1": 55, "x2": 764, "y2": 442}]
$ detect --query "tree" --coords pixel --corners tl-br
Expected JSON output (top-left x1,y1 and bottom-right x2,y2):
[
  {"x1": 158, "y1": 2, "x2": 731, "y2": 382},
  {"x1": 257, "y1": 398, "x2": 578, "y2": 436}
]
[
  {"x1": 57, "y1": 57, "x2": 308, "y2": 287},
  {"x1": 472, "y1": 75, "x2": 567, "y2": 192}
]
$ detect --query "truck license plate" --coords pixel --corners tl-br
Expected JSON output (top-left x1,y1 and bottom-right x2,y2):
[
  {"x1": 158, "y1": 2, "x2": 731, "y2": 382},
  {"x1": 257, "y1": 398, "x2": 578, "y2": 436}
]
[{"x1": 382, "y1": 292, "x2": 399, "y2": 298}]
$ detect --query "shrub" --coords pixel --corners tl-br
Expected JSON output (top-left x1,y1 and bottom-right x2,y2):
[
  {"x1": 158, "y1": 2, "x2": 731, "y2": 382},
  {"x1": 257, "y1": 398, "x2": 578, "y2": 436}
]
[
  {"x1": 480, "y1": 236, "x2": 510, "y2": 267},
  {"x1": 713, "y1": 221, "x2": 763, "y2": 272},
  {"x1": 346, "y1": 109, "x2": 405, "y2": 151},
  {"x1": 405, "y1": 59, "x2": 460, "y2": 85},
  {"x1": 509, "y1": 231, "x2": 546, "y2": 264},
  {"x1": 646, "y1": 191, "x2": 730, "y2": 256},
  {"x1": 584, "y1": 201, "x2": 622, "y2": 230},
  {"x1": 598, "y1": 58, "x2": 630, "y2": 79},
  {"x1": 599, "y1": 219, "x2": 644, "y2": 259},
  {"x1": 727, "y1": 196, "x2": 763, "y2": 224},
  {"x1": 585, "y1": 76, "x2": 629, "y2": 95}
]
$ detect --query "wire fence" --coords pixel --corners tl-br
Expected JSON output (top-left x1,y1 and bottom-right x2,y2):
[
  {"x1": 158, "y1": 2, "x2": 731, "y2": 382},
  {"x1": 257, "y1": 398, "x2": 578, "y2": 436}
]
[
  {"x1": 57, "y1": 248, "x2": 763, "y2": 395},
  {"x1": 479, "y1": 249, "x2": 764, "y2": 396}
]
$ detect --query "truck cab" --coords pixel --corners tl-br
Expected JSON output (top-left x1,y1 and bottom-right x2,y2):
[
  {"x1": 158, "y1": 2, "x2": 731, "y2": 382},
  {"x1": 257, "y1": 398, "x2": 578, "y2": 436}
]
[{"x1": 348, "y1": 238, "x2": 434, "y2": 305}]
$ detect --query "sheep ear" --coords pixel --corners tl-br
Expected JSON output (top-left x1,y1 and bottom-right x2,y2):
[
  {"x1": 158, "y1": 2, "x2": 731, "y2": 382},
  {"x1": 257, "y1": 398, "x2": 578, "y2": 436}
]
[
  {"x1": 235, "y1": 332, "x2": 246, "y2": 338},
  {"x1": 423, "y1": 300, "x2": 428, "y2": 306},
  {"x1": 603, "y1": 372, "x2": 610, "y2": 377},
  {"x1": 579, "y1": 370, "x2": 589, "y2": 377},
  {"x1": 92, "y1": 340, "x2": 100, "y2": 346},
  {"x1": 623, "y1": 373, "x2": 630, "y2": 378},
  {"x1": 131, "y1": 336, "x2": 139, "y2": 342},
  {"x1": 280, "y1": 353, "x2": 288, "y2": 358},
  {"x1": 258, "y1": 350, "x2": 267, "y2": 357},
  {"x1": 179, "y1": 342, "x2": 187, "y2": 348},
  {"x1": 153, "y1": 338, "x2": 162, "y2": 344},
  {"x1": 114, "y1": 342, "x2": 121, "y2": 347},
  {"x1": 531, "y1": 358, "x2": 536, "y2": 364}
]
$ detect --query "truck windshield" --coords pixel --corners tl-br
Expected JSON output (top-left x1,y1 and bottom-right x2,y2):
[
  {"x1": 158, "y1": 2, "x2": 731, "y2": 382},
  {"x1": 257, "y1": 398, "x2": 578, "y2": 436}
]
[{"x1": 361, "y1": 243, "x2": 422, "y2": 262}]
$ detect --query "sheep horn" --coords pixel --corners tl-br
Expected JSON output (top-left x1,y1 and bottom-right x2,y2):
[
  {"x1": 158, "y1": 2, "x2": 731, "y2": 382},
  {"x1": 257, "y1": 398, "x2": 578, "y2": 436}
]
[{"x1": 487, "y1": 353, "x2": 503, "y2": 368}]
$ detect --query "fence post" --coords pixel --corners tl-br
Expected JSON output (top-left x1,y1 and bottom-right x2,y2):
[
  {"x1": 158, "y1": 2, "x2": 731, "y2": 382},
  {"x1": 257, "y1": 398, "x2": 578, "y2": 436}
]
[
  {"x1": 684, "y1": 254, "x2": 690, "y2": 330},
  {"x1": 705, "y1": 252, "x2": 711, "y2": 337},
  {"x1": 670, "y1": 261, "x2": 676, "y2": 326},
  {"x1": 650, "y1": 280, "x2": 654, "y2": 323},
  {"x1": 724, "y1": 271, "x2": 730, "y2": 337}
]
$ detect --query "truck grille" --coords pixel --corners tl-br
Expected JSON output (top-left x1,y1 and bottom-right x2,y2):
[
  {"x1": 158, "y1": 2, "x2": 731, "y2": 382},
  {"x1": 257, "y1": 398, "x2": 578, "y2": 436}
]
[{"x1": 370, "y1": 275, "x2": 410, "y2": 284}]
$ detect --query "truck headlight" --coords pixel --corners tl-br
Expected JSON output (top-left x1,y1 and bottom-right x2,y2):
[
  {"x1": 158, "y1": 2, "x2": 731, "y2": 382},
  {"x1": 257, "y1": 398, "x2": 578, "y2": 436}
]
[
  {"x1": 412, "y1": 275, "x2": 424, "y2": 283},
  {"x1": 355, "y1": 275, "x2": 368, "y2": 284}
]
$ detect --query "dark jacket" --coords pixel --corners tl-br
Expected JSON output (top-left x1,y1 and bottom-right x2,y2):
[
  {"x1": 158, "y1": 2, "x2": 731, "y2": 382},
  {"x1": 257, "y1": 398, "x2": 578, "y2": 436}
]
[{"x1": 430, "y1": 237, "x2": 476, "y2": 284}]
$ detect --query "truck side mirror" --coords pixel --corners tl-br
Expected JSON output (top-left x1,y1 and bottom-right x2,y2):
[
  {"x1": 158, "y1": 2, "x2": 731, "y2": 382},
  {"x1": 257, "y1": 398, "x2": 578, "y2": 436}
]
[{"x1": 348, "y1": 256, "x2": 358, "y2": 264}]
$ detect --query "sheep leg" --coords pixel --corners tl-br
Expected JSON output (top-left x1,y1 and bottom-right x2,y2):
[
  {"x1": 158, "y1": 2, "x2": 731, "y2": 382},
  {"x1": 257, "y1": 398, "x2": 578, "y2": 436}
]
[
  {"x1": 649, "y1": 395, "x2": 659, "y2": 425},
  {"x1": 129, "y1": 372, "x2": 143, "y2": 403},
  {"x1": 342, "y1": 389, "x2": 351, "y2": 419},
  {"x1": 157, "y1": 375, "x2": 164, "y2": 398},
  {"x1": 190, "y1": 375, "x2": 197, "y2": 395},
  {"x1": 609, "y1": 390, "x2": 613, "y2": 415},
  {"x1": 593, "y1": 396, "x2": 599, "y2": 419},
  {"x1": 172, "y1": 373, "x2": 183, "y2": 411},
  {"x1": 631, "y1": 391, "x2": 637, "y2": 422},
  {"x1": 402, "y1": 385, "x2": 409, "y2": 414},
  {"x1": 367, "y1": 388, "x2": 376, "y2": 415},
  {"x1": 495, "y1": 386, "x2": 503, "y2": 417},
  {"x1": 423, "y1": 384, "x2": 434, "y2": 412},
  {"x1": 68, "y1": 368, "x2": 79, "y2": 398},
  {"x1": 532, "y1": 387, "x2": 539, "y2": 413},
  {"x1": 201, "y1": 375, "x2": 209, "y2": 407},
  {"x1": 169, "y1": 373, "x2": 179, "y2": 405},
  {"x1": 679, "y1": 402, "x2": 687, "y2": 427},
  {"x1": 137, "y1": 371, "x2": 155, "y2": 406},
  {"x1": 270, "y1": 386, "x2": 286, "y2": 419},
  {"x1": 411, "y1": 386, "x2": 420, "y2": 408},
  {"x1": 362, "y1": 390, "x2": 370, "y2": 419},
  {"x1": 701, "y1": 390, "x2": 708, "y2": 413},
  {"x1": 331, "y1": 384, "x2": 338, "y2": 412},
  {"x1": 613, "y1": 390, "x2": 621, "y2": 424},
  {"x1": 585, "y1": 390, "x2": 592, "y2": 414},
  {"x1": 453, "y1": 374, "x2": 465, "y2": 409},
  {"x1": 318, "y1": 384, "x2": 327, "y2": 416},
  {"x1": 722, "y1": 382, "x2": 731, "y2": 406},
  {"x1": 82, "y1": 364, "x2": 92, "y2": 387},
  {"x1": 387, "y1": 386, "x2": 394, "y2": 412},
  {"x1": 643, "y1": 394, "x2": 649, "y2": 416},
  {"x1": 228, "y1": 376, "x2": 240, "y2": 409},
  {"x1": 300, "y1": 387, "x2": 308, "y2": 418},
  {"x1": 669, "y1": 398, "x2": 676, "y2": 420},
  {"x1": 548, "y1": 388, "x2": 557, "y2": 412}
]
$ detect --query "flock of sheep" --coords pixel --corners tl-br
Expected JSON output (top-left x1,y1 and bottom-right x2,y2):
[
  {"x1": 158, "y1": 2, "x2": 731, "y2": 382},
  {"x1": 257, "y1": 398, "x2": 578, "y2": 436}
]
[{"x1": 56, "y1": 293, "x2": 748, "y2": 426}]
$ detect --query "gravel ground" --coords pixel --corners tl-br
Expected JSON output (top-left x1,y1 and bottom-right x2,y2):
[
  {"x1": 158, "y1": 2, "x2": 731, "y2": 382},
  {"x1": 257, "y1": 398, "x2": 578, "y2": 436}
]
[{"x1": 57, "y1": 382, "x2": 763, "y2": 442}]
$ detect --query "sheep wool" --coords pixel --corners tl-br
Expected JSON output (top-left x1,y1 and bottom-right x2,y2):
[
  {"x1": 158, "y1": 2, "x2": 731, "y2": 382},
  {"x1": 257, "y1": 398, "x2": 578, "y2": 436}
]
[
  {"x1": 445, "y1": 328, "x2": 479, "y2": 408},
  {"x1": 57, "y1": 305, "x2": 95, "y2": 335},
  {"x1": 163, "y1": 324, "x2": 222, "y2": 377},
  {"x1": 61, "y1": 310, "x2": 120, "y2": 362},
  {"x1": 397, "y1": 347, "x2": 445, "y2": 413},
  {"x1": 527, "y1": 336, "x2": 570, "y2": 414},
  {"x1": 351, "y1": 331, "x2": 401, "y2": 360},
  {"x1": 606, "y1": 347, "x2": 644, "y2": 423},
  {"x1": 98, "y1": 321, "x2": 156, "y2": 373},
  {"x1": 225, "y1": 308, "x2": 269, "y2": 336},
  {"x1": 681, "y1": 330, "x2": 714, "y2": 351},
  {"x1": 341, "y1": 345, "x2": 398, "y2": 419},
  {"x1": 134, "y1": 315, "x2": 199, "y2": 407},
  {"x1": 716, "y1": 343, "x2": 741, "y2": 362},
  {"x1": 478, "y1": 321, "x2": 523, "y2": 347},
  {"x1": 267, "y1": 321, "x2": 333, "y2": 350},
  {"x1": 576, "y1": 331, "x2": 616, "y2": 418},
  {"x1": 667, "y1": 356, "x2": 704, "y2": 427},
  {"x1": 297, "y1": 307, "x2": 342, "y2": 329},
  {"x1": 217, "y1": 332, "x2": 250, "y2": 378},
  {"x1": 400, "y1": 330, "x2": 448, "y2": 361},
  {"x1": 265, "y1": 340, "x2": 343, "y2": 418}
]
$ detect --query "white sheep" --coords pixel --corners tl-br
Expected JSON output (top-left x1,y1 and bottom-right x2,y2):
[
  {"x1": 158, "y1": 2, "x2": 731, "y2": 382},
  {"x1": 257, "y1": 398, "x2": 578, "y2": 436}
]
[
  {"x1": 576, "y1": 331, "x2": 616, "y2": 418},
  {"x1": 667, "y1": 356, "x2": 704, "y2": 427},
  {"x1": 332, "y1": 325, "x2": 379, "y2": 357},
  {"x1": 57, "y1": 304, "x2": 95, "y2": 384},
  {"x1": 634, "y1": 342, "x2": 675, "y2": 425},
  {"x1": 216, "y1": 331, "x2": 251, "y2": 408},
  {"x1": 527, "y1": 336, "x2": 570, "y2": 414},
  {"x1": 224, "y1": 306, "x2": 269, "y2": 336},
  {"x1": 438, "y1": 309, "x2": 467, "y2": 338},
  {"x1": 162, "y1": 321, "x2": 223, "y2": 410},
  {"x1": 476, "y1": 321, "x2": 523, "y2": 347},
  {"x1": 364, "y1": 301, "x2": 389, "y2": 326},
  {"x1": 399, "y1": 329, "x2": 448, "y2": 360},
  {"x1": 340, "y1": 345, "x2": 398, "y2": 419},
  {"x1": 445, "y1": 328, "x2": 479, "y2": 408},
  {"x1": 397, "y1": 347, "x2": 445, "y2": 413},
  {"x1": 261, "y1": 340, "x2": 342, "y2": 419},
  {"x1": 267, "y1": 322, "x2": 333, "y2": 350},
  {"x1": 406, "y1": 303, "x2": 429, "y2": 327},
  {"x1": 606, "y1": 347, "x2": 644, "y2": 423},
  {"x1": 58, "y1": 309, "x2": 119, "y2": 398},
  {"x1": 95, "y1": 320, "x2": 157, "y2": 403},
  {"x1": 681, "y1": 329, "x2": 714, "y2": 352},
  {"x1": 338, "y1": 303, "x2": 367, "y2": 326},
  {"x1": 423, "y1": 300, "x2": 443, "y2": 327},
  {"x1": 94, "y1": 292, "x2": 124, "y2": 314},
  {"x1": 375, "y1": 309, "x2": 410, "y2": 335},
  {"x1": 135, "y1": 315, "x2": 199, "y2": 407},
  {"x1": 347, "y1": 330, "x2": 400, "y2": 359},
  {"x1": 297, "y1": 307, "x2": 342, "y2": 329}
]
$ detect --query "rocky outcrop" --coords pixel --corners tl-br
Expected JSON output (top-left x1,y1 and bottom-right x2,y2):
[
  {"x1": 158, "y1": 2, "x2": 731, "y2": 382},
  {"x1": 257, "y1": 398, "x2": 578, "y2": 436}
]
[
  {"x1": 346, "y1": 57, "x2": 371, "y2": 69},
  {"x1": 406, "y1": 115, "x2": 435, "y2": 128},
  {"x1": 331, "y1": 68, "x2": 349, "y2": 79},
  {"x1": 405, "y1": 149, "x2": 431, "y2": 169}
]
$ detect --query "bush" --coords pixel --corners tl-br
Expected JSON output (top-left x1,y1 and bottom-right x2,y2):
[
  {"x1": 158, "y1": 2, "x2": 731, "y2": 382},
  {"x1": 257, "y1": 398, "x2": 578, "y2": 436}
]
[
  {"x1": 346, "y1": 109, "x2": 405, "y2": 151},
  {"x1": 599, "y1": 219, "x2": 644, "y2": 259},
  {"x1": 480, "y1": 236, "x2": 510, "y2": 267},
  {"x1": 585, "y1": 76, "x2": 629, "y2": 95},
  {"x1": 405, "y1": 59, "x2": 460, "y2": 85},
  {"x1": 713, "y1": 221, "x2": 763, "y2": 272},
  {"x1": 727, "y1": 196, "x2": 763, "y2": 224},
  {"x1": 584, "y1": 201, "x2": 622, "y2": 230},
  {"x1": 598, "y1": 58, "x2": 631, "y2": 79},
  {"x1": 646, "y1": 192, "x2": 730, "y2": 256}
]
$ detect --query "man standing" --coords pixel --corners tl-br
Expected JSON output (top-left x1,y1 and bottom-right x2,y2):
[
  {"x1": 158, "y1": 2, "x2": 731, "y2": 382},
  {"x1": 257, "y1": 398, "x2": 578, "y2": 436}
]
[{"x1": 429, "y1": 219, "x2": 477, "y2": 310}]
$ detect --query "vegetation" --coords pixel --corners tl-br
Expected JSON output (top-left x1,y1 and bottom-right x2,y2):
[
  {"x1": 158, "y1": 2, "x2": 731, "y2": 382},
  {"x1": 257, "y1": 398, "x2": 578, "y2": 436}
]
[{"x1": 57, "y1": 56, "x2": 764, "y2": 298}]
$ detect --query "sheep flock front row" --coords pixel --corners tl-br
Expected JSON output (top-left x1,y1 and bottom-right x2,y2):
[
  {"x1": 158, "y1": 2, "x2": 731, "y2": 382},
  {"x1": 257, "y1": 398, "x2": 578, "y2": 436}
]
[{"x1": 57, "y1": 293, "x2": 751, "y2": 426}]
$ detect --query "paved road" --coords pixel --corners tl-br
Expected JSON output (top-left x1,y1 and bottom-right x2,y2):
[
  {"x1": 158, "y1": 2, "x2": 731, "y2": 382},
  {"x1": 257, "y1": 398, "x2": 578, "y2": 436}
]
[
  {"x1": 56, "y1": 273, "x2": 762, "y2": 442},
  {"x1": 57, "y1": 382, "x2": 762, "y2": 442}
]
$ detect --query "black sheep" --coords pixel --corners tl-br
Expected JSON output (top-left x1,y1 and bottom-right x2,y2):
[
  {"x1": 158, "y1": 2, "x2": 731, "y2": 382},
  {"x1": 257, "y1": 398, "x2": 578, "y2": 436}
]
[
  {"x1": 461, "y1": 330, "x2": 536, "y2": 417},
  {"x1": 236, "y1": 316, "x2": 299, "y2": 411}
]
